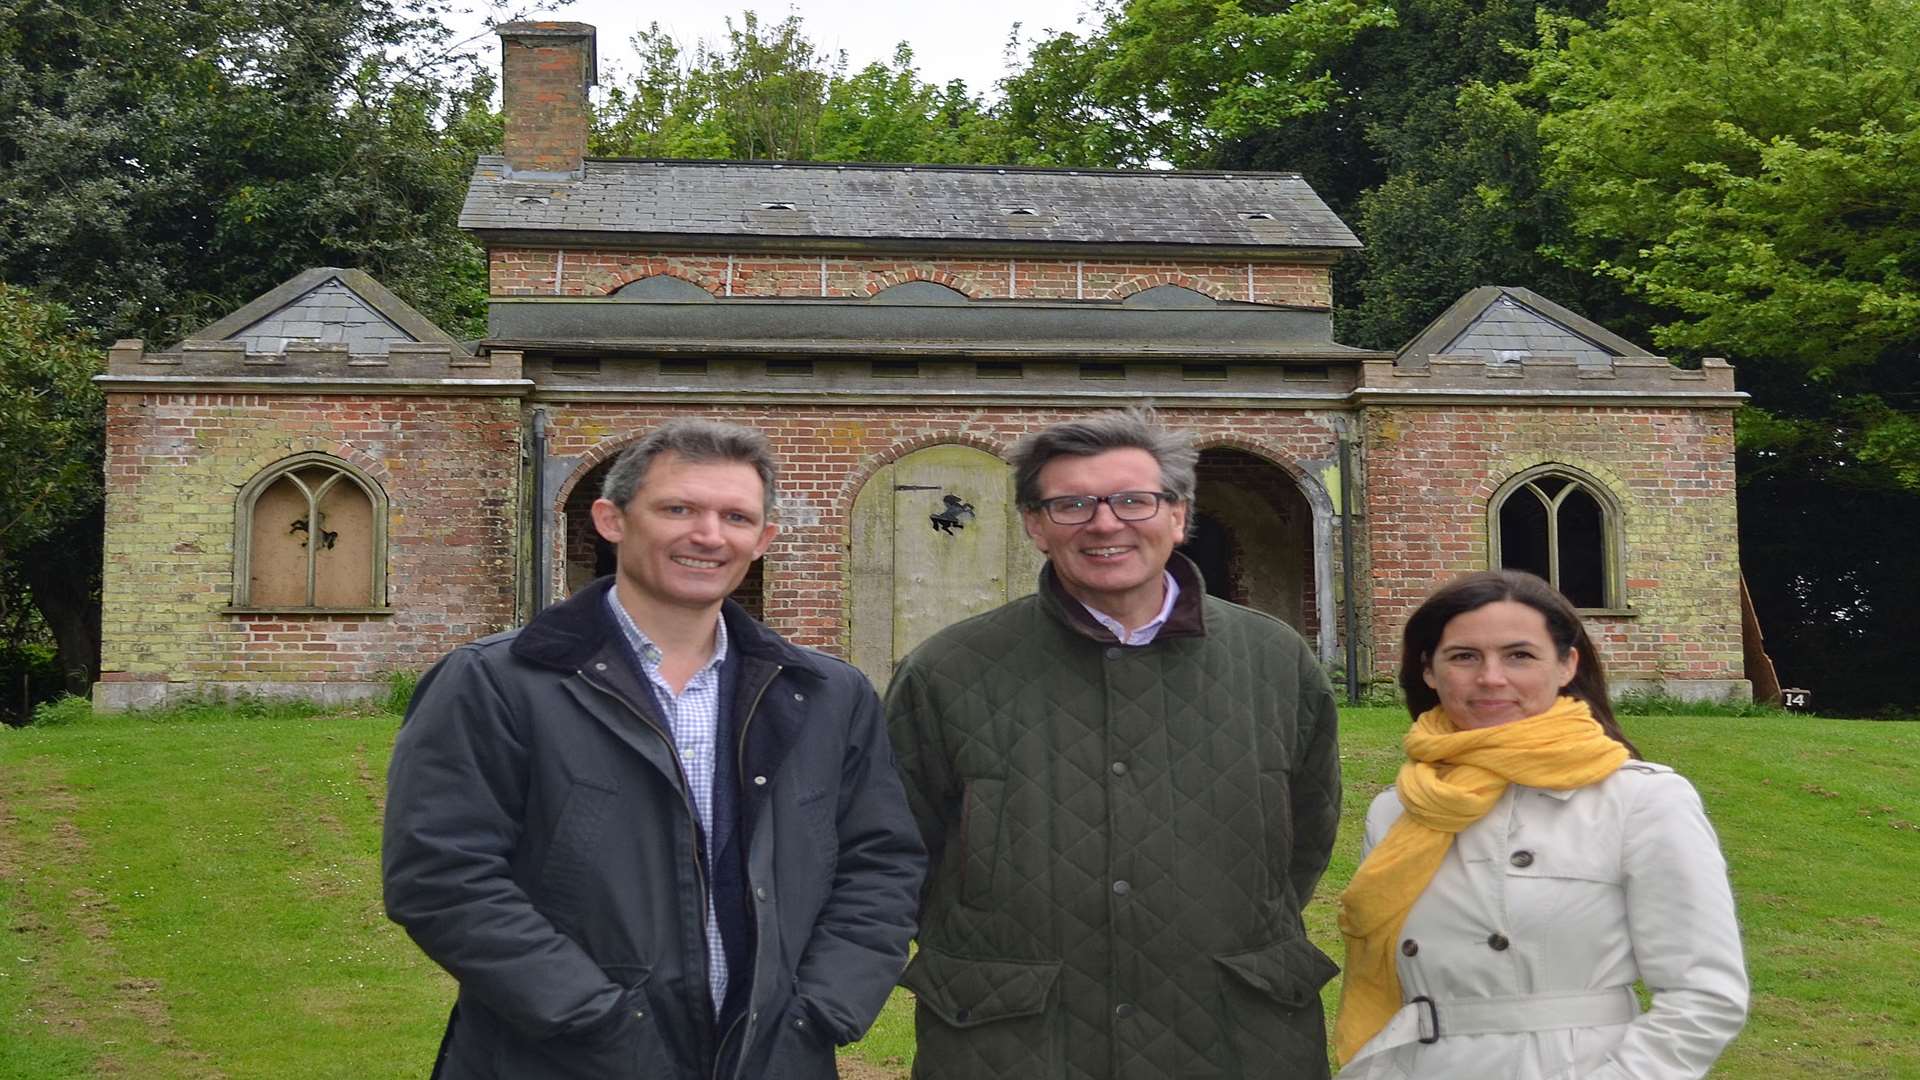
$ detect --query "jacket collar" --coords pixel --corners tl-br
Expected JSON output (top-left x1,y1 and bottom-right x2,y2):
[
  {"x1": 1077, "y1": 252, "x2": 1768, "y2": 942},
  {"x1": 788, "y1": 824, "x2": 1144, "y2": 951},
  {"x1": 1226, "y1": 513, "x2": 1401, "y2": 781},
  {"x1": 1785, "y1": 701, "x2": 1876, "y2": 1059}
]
[
  {"x1": 511, "y1": 575, "x2": 828, "y2": 679},
  {"x1": 1037, "y1": 551, "x2": 1209, "y2": 643}
]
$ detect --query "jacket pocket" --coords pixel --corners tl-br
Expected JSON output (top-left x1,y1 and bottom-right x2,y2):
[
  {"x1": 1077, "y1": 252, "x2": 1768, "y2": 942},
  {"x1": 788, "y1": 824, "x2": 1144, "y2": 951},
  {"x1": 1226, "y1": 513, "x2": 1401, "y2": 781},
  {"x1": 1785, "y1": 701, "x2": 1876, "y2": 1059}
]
[
  {"x1": 758, "y1": 998, "x2": 838, "y2": 1080},
  {"x1": 957, "y1": 778, "x2": 1003, "y2": 910},
  {"x1": 1212, "y1": 937, "x2": 1338, "y2": 1079},
  {"x1": 900, "y1": 946, "x2": 1060, "y2": 1079},
  {"x1": 492, "y1": 965, "x2": 672, "y2": 1080},
  {"x1": 535, "y1": 777, "x2": 618, "y2": 934}
]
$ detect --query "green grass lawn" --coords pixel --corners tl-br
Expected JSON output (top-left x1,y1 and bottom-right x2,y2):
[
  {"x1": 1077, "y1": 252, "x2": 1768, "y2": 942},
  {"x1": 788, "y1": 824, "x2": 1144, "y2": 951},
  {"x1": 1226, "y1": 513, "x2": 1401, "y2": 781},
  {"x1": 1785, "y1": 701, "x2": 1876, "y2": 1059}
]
[{"x1": 1, "y1": 701, "x2": 1914, "y2": 1078}]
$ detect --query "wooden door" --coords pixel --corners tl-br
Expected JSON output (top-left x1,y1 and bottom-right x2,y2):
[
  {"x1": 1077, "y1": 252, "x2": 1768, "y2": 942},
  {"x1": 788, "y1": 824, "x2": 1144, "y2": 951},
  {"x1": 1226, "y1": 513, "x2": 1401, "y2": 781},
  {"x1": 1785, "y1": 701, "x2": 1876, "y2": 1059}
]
[{"x1": 849, "y1": 445, "x2": 1043, "y2": 688}]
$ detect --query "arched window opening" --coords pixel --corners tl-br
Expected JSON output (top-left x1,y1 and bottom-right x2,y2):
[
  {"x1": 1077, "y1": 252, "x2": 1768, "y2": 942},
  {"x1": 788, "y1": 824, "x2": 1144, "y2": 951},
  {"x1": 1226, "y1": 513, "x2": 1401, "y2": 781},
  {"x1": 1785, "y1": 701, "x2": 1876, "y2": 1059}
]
[
  {"x1": 1492, "y1": 468, "x2": 1619, "y2": 610},
  {"x1": 235, "y1": 454, "x2": 387, "y2": 609}
]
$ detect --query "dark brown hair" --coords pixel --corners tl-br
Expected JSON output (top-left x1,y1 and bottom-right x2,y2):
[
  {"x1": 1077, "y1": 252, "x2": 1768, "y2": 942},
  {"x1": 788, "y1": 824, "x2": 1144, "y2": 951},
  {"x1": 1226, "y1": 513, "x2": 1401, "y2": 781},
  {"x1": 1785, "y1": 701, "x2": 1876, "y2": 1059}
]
[{"x1": 1398, "y1": 569, "x2": 1640, "y2": 756}]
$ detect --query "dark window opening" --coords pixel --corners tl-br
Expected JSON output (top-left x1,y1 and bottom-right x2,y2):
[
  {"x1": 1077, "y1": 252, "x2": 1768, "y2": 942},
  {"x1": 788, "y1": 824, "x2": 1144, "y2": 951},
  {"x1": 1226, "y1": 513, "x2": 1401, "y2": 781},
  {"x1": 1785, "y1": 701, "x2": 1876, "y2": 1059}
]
[{"x1": 1496, "y1": 471, "x2": 1613, "y2": 608}]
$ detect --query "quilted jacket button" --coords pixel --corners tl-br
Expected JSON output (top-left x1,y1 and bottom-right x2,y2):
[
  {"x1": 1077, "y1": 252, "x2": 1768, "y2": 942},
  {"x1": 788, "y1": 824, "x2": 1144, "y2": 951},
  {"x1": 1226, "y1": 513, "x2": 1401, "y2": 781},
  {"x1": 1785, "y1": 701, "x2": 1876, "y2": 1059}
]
[
  {"x1": 1115, "y1": 1003, "x2": 1136, "y2": 1019},
  {"x1": 1104, "y1": 646, "x2": 1123, "y2": 660},
  {"x1": 1109, "y1": 761, "x2": 1127, "y2": 776},
  {"x1": 1510, "y1": 849, "x2": 1534, "y2": 868},
  {"x1": 1488, "y1": 932, "x2": 1511, "y2": 951},
  {"x1": 753, "y1": 775, "x2": 767, "y2": 786},
  {"x1": 1400, "y1": 938, "x2": 1418, "y2": 957},
  {"x1": 1112, "y1": 880, "x2": 1131, "y2": 896},
  {"x1": 955, "y1": 1008, "x2": 971, "y2": 1023},
  {"x1": 755, "y1": 886, "x2": 769, "y2": 901}
]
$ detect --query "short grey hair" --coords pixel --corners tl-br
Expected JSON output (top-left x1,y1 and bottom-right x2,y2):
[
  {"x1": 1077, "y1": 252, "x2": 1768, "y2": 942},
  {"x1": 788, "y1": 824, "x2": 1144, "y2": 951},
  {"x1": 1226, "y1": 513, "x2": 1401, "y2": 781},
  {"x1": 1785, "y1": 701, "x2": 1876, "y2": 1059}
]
[
  {"x1": 600, "y1": 419, "x2": 780, "y2": 518},
  {"x1": 1010, "y1": 407, "x2": 1199, "y2": 508}
]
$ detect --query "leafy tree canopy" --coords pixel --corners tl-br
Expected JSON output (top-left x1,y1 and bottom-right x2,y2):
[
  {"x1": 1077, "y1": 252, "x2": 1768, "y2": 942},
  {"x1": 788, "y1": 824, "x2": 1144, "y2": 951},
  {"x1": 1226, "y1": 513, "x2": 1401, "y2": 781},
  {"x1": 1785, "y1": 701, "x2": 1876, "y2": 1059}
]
[
  {"x1": 1528, "y1": 0, "x2": 1920, "y2": 481},
  {"x1": 0, "y1": 0, "x2": 498, "y2": 343},
  {"x1": 594, "y1": 15, "x2": 1005, "y2": 165}
]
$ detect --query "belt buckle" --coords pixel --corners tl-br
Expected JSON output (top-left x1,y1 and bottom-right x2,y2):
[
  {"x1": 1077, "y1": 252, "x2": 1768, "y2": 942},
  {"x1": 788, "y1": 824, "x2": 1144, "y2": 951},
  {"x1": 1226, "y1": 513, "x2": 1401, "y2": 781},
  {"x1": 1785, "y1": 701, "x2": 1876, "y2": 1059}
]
[{"x1": 1410, "y1": 995, "x2": 1441, "y2": 1044}]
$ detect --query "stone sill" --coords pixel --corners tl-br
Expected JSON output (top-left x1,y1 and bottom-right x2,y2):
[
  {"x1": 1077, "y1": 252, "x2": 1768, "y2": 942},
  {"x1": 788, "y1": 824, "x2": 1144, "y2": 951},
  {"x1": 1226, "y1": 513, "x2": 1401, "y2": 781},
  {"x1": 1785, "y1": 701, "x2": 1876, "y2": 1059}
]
[
  {"x1": 1578, "y1": 608, "x2": 1639, "y2": 618},
  {"x1": 222, "y1": 607, "x2": 397, "y2": 617}
]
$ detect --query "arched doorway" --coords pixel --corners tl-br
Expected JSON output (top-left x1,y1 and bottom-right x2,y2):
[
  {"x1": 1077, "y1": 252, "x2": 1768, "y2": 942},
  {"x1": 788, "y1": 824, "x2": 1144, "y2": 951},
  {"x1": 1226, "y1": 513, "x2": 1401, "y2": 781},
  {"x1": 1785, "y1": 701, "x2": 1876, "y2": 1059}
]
[
  {"x1": 559, "y1": 457, "x2": 766, "y2": 619},
  {"x1": 847, "y1": 444, "x2": 1043, "y2": 687},
  {"x1": 1184, "y1": 448, "x2": 1317, "y2": 638}
]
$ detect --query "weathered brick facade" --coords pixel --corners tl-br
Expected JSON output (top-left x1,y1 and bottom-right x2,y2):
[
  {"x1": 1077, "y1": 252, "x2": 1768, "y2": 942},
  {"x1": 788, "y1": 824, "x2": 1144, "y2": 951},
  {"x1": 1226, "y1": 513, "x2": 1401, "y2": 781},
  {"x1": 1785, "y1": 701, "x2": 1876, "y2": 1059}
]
[
  {"x1": 96, "y1": 390, "x2": 521, "y2": 707},
  {"x1": 1361, "y1": 402, "x2": 1743, "y2": 687}
]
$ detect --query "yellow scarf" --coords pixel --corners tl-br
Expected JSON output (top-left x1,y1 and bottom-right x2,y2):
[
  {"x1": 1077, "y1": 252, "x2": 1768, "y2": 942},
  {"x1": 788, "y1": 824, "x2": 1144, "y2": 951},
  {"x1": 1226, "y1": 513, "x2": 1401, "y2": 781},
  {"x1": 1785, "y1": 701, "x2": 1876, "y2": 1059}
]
[{"x1": 1331, "y1": 696, "x2": 1629, "y2": 1063}]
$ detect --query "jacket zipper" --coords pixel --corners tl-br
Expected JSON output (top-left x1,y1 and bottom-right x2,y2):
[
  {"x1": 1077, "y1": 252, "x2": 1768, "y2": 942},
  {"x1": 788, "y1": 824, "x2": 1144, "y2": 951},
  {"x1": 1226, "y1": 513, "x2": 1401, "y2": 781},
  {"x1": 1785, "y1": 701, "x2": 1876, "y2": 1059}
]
[
  {"x1": 714, "y1": 662, "x2": 782, "y2": 1080},
  {"x1": 577, "y1": 669, "x2": 715, "y2": 1051}
]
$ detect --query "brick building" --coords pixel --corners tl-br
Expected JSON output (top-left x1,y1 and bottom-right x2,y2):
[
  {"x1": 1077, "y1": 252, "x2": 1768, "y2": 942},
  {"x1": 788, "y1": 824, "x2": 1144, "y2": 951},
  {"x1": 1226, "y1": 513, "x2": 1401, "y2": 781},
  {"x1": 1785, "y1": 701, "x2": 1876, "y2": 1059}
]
[{"x1": 92, "y1": 22, "x2": 1749, "y2": 709}]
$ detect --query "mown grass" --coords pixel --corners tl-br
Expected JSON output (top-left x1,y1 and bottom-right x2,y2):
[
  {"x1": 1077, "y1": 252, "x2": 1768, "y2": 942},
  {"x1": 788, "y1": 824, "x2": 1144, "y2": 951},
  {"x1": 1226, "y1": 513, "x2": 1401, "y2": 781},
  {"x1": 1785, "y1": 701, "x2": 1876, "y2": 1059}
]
[{"x1": 0, "y1": 702, "x2": 1914, "y2": 1078}]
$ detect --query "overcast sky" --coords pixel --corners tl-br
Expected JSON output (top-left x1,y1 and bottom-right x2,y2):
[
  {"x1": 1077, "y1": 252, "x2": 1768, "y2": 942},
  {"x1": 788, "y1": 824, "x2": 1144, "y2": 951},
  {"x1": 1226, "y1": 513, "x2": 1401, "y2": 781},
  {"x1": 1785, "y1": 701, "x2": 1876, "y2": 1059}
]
[{"x1": 449, "y1": 1, "x2": 1100, "y2": 97}]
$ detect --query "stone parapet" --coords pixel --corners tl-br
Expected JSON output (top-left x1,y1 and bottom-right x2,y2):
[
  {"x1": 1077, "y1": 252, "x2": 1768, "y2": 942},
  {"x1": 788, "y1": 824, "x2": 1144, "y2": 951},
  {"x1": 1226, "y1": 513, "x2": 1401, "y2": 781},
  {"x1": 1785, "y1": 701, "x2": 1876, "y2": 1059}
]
[{"x1": 104, "y1": 339, "x2": 522, "y2": 381}]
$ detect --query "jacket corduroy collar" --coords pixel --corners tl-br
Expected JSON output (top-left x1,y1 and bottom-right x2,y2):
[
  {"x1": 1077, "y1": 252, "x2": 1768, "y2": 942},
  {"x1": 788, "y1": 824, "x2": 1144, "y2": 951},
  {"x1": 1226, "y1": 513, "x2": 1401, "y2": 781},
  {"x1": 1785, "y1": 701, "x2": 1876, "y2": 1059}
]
[
  {"x1": 510, "y1": 575, "x2": 828, "y2": 679},
  {"x1": 1037, "y1": 551, "x2": 1210, "y2": 643}
]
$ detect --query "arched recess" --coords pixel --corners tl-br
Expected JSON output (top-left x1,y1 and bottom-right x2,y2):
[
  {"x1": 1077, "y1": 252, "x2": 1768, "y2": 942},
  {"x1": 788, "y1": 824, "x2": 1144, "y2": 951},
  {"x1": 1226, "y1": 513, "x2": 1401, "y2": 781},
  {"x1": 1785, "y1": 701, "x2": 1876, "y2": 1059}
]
[
  {"x1": 1488, "y1": 463, "x2": 1625, "y2": 610},
  {"x1": 557, "y1": 453, "x2": 765, "y2": 618},
  {"x1": 847, "y1": 444, "x2": 1040, "y2": 688},
  {"x1": 1187, "y1": 447, "x2": 1328, "y2": 650},
  {"x1": 233, "y1": 452, "x2": 388, "y2": 609},
  {"x1": 613, "y1": 274, "x2": 716, "y2": 301}
]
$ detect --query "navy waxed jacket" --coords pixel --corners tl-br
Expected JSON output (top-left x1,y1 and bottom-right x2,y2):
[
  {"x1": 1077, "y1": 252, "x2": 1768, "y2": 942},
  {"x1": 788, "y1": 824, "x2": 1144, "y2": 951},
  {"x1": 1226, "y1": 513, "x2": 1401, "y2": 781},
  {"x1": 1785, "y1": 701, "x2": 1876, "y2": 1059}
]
[{"x1": 383, "y1": 578, "x2": 924, "y2": 1079}]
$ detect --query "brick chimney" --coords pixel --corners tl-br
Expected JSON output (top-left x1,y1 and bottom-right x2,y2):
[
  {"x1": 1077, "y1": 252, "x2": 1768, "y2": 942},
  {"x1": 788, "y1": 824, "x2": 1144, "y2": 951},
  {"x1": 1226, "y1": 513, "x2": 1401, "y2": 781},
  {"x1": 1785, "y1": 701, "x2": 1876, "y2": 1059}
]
[{"x1": 497, "y1": 22, "x2": 598, "y2": 178}]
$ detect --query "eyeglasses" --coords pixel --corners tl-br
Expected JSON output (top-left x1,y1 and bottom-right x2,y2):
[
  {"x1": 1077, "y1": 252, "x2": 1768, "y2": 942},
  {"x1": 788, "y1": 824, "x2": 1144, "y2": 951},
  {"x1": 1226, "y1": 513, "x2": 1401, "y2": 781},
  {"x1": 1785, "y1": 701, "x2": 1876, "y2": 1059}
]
[{"x1": 1031, "y1": 490, "x2": 1176, "y2": 526}]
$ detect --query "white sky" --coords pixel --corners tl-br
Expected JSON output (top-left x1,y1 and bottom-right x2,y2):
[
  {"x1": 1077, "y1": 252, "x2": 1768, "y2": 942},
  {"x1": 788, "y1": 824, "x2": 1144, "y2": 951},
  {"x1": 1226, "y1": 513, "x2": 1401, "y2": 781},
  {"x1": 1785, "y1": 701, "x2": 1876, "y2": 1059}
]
[{"x1": 449, "y1": 1, "x2": 1101, "y2": 98}]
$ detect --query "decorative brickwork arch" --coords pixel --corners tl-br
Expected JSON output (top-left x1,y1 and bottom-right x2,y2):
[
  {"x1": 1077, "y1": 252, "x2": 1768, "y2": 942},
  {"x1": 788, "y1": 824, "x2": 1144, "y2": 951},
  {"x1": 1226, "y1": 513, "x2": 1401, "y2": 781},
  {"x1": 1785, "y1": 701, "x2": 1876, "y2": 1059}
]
[
  {"x1": 1187, "y1": 437, "x2": 1337, "y2": 659},
  {"x1": 1106, "y1": 271, "x2": 1235, "y2": 303},
  {"x1": 1487, "y1": 462, "x2": 1626, "y2": 610},
  {"x1": 862, "y1": 266, "x2": 991, "y2": 300},
  {"x1": 232, "y1": 452, "x2": 388, "y2": 610},
  {"x1": 587, "y1": 260, "x2": 725, "y2": 297}
]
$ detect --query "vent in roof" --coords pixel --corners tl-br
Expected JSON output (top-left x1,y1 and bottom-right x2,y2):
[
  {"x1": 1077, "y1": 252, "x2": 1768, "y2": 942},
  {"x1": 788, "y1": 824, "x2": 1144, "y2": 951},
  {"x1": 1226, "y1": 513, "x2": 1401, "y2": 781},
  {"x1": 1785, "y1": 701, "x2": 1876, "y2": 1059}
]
[
  {"x1": 1005, "y1": 207, "x2": 1038, "y2": 216},
  {"x1": 1243, "y1": 212, "x2": 1275, "y2": 220},
  {"x1": 517, "y1": 196, "x2": 550, "y2": 206},
  {"x1": 760, "y1": 202, "x2": 797, "y2": 211}
]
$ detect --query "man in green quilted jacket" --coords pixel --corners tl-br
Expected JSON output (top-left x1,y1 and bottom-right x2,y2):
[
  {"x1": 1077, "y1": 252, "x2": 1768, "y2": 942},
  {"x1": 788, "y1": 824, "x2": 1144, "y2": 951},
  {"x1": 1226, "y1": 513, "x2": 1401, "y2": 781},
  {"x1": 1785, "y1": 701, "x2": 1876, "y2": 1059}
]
[{"x1": 886, "y1": 409, "x2": 1342, "y2": 1080}]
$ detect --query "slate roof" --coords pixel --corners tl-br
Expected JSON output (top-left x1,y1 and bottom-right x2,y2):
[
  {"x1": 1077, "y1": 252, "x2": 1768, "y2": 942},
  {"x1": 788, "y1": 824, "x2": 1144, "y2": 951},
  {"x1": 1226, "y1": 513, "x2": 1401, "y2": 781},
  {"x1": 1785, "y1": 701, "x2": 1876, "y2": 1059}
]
[
  {"x1": 185, "y1": 267, "x2": 466, "y2": 354},
  {"x1": 1398, "y1": 286, "x2": 1654, "y2": 367},
  {"x1": 460, "y1": 158, "x2": 1361, "y2": 250}
]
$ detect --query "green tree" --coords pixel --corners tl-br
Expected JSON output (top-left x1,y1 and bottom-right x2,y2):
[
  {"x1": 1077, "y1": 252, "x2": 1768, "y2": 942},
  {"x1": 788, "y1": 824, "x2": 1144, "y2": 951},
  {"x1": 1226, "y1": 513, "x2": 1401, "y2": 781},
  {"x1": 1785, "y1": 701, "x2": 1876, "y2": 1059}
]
[
  {"x1": 0, "y1": 0, "x2": 497, "y2": 343},
  {"x1": 595, "y1": 15, "x2": 1008, "y2": 165},
  {"x1": 1530, "y1": 0, "x2": 1920, "y2": 459},
  {"x1": 0, "y1": 286, "x2": 103, "y2": 699},
  {"x1": 997, "y1": 0, "x2": 1397, "y2": 167}
]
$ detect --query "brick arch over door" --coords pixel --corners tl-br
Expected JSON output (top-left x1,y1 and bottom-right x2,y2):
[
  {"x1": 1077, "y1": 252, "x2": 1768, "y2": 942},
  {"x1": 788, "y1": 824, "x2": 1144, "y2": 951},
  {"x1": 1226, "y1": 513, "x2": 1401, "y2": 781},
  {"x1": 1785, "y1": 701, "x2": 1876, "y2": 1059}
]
[{"x1": 1190, "y1": 439, "x2": 1338, "y2": 661}]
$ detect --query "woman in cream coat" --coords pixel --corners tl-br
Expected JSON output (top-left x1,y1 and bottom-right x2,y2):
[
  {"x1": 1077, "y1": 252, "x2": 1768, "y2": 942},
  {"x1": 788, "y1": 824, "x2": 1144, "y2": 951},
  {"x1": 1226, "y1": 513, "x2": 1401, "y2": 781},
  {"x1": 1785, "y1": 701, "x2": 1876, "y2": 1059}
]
[{"x1": 1334, "y1": 571, "x2": 1748, "y2": 1079}]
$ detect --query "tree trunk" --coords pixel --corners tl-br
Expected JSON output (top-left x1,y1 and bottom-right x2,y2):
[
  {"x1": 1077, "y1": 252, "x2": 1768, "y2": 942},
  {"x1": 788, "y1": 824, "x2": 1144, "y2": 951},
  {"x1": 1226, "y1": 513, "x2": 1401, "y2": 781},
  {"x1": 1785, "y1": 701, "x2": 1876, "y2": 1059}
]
[{"x1": 21, "y1": 518, "x2": 102, "y2": 699}]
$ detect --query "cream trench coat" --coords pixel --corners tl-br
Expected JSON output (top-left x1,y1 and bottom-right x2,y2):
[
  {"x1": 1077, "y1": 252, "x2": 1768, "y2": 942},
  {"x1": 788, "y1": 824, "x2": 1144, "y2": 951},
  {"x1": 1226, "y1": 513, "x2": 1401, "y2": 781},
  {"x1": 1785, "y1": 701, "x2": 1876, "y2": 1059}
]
[{"x1": 1338, "y1": 762, "x2": 1749, "y2": 1080}]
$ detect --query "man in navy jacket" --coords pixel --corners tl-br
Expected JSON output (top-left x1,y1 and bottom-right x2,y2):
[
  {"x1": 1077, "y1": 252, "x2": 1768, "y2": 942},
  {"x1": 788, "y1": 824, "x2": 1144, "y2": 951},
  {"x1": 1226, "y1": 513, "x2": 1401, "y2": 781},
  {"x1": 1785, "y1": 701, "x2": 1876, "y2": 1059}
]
[{"x1": 383, "y1": 419, "x2": 924, "y2": 1080}]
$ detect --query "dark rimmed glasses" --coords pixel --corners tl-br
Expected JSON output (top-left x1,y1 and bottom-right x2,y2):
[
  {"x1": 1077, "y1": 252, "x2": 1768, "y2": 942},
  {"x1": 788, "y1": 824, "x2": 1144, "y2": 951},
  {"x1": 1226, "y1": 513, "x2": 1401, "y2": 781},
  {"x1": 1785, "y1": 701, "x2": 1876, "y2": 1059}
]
[{"x1": 1031, "y1": 490, "x2": 1176, "y2": 526}]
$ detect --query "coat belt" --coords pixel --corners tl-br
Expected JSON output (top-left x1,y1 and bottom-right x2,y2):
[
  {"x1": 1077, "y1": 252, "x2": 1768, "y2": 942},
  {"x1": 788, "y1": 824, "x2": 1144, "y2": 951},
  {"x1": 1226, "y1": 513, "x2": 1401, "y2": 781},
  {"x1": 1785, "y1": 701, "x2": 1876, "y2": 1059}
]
[{"x1": 1350, "y1": 986, "x2": 1639, "y2": 1064}]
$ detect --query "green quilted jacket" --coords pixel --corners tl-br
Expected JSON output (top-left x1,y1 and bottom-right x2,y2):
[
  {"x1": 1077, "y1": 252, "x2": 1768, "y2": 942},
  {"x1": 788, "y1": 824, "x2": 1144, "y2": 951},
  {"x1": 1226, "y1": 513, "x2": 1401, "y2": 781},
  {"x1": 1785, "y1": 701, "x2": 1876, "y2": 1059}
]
[{"x1": 886, "y1": 555, "x2": 1342, "y2": 1080}]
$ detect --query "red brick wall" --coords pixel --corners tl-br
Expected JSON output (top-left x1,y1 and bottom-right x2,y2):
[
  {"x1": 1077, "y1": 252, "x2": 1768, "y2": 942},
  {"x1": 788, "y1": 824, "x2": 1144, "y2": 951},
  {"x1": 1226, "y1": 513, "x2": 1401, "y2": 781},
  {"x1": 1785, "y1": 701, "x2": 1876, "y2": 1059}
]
[
  {"x1": 543, "y1": 405, "x2": 1342, "y2": 654},
  {"x1": 491, "y1": 248, "x2": 1334, "y2": 308},
  {"x1": 1362, "y1": 404, "x2": 1742, "y2": 683},
  {"x1": 98, "y1": 393, "x2": 522, "y2": 692}
]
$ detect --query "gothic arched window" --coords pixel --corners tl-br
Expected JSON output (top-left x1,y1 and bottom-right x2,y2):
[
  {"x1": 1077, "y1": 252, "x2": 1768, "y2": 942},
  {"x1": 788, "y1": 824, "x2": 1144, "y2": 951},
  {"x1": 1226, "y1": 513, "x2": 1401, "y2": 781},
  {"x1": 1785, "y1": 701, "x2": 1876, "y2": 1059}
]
[
  {"x1": 1489, "y1": 466, "x2": 1622, "y2": 610},
  {"x1": 233, "y1": 453, "x2": 388, "y2": 610}
]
